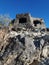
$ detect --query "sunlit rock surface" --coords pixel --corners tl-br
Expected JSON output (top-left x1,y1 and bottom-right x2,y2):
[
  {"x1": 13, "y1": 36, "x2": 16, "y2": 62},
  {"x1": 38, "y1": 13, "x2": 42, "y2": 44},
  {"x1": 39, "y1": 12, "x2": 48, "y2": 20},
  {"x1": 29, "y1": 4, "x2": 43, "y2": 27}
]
[{"x1": 0, "y1": 13, "x2": 49, "y2": 65}]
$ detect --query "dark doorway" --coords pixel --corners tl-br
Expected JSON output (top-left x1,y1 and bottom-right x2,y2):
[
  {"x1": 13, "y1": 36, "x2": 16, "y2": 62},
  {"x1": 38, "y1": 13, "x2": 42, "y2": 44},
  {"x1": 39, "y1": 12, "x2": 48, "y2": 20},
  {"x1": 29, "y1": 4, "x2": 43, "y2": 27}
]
[
  {"x1": 33, "y1": 20, "x2": 41, "y2": 26},
  {"x1": 19, "y1": 18, "x2": 27, "y2": 23}
]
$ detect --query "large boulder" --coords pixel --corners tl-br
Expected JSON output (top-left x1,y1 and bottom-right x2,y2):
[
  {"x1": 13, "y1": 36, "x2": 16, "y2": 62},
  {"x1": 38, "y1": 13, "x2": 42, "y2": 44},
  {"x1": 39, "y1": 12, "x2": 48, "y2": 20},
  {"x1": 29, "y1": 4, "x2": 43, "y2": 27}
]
[{"x1": 0, "y1": 13, "x2": 49, "y2": 65}]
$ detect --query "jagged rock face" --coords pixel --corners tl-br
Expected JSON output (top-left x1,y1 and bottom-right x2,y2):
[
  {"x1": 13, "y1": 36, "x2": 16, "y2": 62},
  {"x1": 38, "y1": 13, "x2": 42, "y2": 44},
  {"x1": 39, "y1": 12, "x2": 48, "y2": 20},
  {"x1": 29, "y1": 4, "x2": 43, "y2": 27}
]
[{"x1": 0, "y1": 13, "x2": 49, "y2": 65}]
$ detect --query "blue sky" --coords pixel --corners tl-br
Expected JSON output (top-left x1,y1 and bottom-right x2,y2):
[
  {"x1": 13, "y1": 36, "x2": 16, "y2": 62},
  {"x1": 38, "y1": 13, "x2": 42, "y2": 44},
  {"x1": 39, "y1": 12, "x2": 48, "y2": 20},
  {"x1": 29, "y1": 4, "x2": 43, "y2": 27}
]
[{"x1": 0, "y1": 0, "x2": 49, "y2": 27}]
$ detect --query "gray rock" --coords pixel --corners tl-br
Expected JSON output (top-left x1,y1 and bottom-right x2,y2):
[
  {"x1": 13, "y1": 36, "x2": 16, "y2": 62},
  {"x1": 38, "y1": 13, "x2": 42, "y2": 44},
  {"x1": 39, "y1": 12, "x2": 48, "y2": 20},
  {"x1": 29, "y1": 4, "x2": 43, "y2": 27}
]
[{"x1": 0, "y1": 13, "x2": 49, "y2": 65}]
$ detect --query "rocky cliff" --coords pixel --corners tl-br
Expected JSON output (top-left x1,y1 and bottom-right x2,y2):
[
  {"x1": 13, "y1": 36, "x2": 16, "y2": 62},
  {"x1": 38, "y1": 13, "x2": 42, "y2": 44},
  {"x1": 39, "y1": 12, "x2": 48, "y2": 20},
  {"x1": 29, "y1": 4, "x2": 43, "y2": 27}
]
[{"x1": 0, "y1": 13, "x2": 49, "y2": 65}]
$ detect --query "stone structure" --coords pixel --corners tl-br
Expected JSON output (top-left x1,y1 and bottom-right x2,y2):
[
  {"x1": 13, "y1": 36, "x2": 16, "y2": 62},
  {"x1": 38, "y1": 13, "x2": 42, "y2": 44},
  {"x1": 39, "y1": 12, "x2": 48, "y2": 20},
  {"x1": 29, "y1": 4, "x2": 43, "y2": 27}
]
[{"x1": 13, "y1": 13, "x2": 46, "y2": 30}]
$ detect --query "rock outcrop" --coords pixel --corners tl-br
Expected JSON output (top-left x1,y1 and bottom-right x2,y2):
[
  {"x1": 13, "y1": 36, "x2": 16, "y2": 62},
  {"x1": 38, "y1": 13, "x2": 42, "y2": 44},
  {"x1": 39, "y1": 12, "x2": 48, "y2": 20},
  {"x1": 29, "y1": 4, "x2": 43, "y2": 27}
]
[{"x1": 0, "y1": 13, "x2": 49, "y2": 65}]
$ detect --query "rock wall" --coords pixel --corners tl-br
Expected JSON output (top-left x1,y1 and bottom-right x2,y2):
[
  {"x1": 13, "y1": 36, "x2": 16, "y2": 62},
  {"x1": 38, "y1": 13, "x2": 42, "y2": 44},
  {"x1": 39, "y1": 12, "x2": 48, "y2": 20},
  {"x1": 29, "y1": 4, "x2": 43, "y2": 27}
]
[{"x1": 0, "y1": 13, "x2": 49, "y2": 65}]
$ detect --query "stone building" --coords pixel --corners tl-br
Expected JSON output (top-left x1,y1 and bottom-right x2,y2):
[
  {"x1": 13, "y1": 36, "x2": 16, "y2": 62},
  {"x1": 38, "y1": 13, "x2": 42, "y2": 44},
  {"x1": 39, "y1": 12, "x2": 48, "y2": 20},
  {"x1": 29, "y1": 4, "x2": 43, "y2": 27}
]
[{"x1": 13, "y1": 13, "x2": 46, "y2": 30}]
